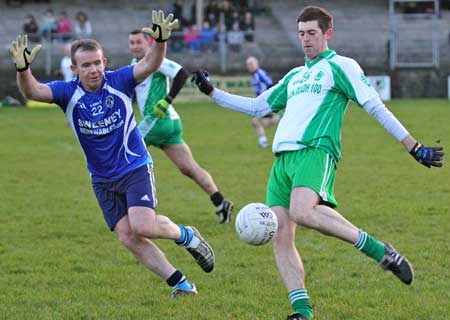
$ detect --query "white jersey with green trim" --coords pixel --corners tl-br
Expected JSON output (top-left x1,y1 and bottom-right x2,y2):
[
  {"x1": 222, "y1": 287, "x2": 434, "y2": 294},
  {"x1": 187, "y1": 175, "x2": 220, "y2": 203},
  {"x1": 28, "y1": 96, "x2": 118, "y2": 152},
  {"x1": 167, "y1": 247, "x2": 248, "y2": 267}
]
[
  {"x1": 266, "y1": 50, "x2": 378, "y2": 161},
  {"x1": 131, "y1": 57, "x2": 182, "y2": 120}
]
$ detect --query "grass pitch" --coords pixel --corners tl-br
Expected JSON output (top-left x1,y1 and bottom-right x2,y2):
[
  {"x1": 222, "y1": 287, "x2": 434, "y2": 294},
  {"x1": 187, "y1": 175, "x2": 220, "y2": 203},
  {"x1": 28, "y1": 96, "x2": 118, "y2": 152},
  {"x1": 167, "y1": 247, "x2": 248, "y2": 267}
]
[{"x1": 0, "y1": 100, "x2": 449, "y2": 319}]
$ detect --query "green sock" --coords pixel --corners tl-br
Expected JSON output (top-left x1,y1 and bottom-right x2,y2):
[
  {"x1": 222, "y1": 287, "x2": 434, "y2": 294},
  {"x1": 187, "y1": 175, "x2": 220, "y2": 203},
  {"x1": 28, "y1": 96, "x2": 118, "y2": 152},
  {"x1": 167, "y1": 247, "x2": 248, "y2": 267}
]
[
  {"x1": 289, "y1": 288, "x2": 313, "y2": 319},
  {"x1": 354, "y1": 230, "x2": 385, "y2": 262}
]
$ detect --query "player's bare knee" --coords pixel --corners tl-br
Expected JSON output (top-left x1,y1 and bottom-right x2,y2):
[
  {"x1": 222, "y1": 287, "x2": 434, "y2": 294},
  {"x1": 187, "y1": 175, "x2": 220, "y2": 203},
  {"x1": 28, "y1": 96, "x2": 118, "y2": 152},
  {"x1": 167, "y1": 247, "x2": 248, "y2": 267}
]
[
  {"x1": 116, "y1": 227, "x2": 137, "y2": 249},
  {"x1": 290, "y1": 207, "x2": 315, "y2": 227},
  {"x1": 129, "y1": 222, "x2": 156, "y2": 239}
]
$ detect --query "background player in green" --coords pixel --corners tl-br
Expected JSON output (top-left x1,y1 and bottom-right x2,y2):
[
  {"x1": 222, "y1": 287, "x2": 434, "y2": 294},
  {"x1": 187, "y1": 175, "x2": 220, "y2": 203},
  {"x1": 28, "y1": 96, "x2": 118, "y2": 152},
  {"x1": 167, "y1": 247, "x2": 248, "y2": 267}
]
[
  {"x1": 128, "y1": 30, "x2": 234, "y2": 224},
  {"x1": 192, "y1": 6, "x2": 444, "y2": 319}
]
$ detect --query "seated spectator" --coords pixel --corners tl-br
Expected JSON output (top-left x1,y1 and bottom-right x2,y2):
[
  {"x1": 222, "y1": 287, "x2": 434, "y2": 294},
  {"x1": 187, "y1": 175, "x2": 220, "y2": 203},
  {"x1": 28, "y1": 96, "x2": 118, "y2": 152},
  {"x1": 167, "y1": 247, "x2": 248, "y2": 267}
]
[
  {"x1": 173, "y1": 0, "x2": 189, "y2": 27},
  {"x1": 221, "y1": 0, "x2": 234, "y2": 30},
  {"x1": 200, "y1": 20, "x2": 217, "y2": 51},
  {"x1": 227, "y1": 22, "x2": 244, "y2": 52},
  {"x1": 23, "y1": 14, "x2": 40, "y2": 42},
  {"x1": 184, "y1": 24, "x2": 201, "y2": 54},
  {"x1": 169, "y1": 22, "x2": 184, "y2": 53},
  {"x1": 230, "y1": 11, "x2": 241, "y2": 29},
  {"x1": 74, "y1": 11, "x2": 92, "y2": 38},
  {"x1": 40, "y1": 8, "x2": 57, "y2": 41},
  {"x1": 56, "y1": 11, "x2": 73, "y2": 42},
  {"x1": 240, "y1": 11, "x2": 255, "y2": 42},
  {"x1": 205, "y1": 0, "x2": 219, "y2": 25}
]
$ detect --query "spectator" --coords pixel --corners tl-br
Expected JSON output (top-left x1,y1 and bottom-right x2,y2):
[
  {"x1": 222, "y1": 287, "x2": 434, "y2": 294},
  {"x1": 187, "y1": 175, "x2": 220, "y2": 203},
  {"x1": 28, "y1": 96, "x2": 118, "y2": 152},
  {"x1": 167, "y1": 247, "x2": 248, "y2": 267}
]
[
  {"x1": 40, "y1": 8, "x2": 57, "y2": 41},
  {"x1": 60, "y1": 42, "x2": 75, "y2": 81},
  {"x1": 74, "y1": 11, "x2": 92, "y2": 38},
  {"x1": 205, "y1": 0, "x2": 219, "y2": 26},
  {"x1": 240, "y1": 11, "x2": 255, "y2": 41},
  {"x1": 227, "y1": 21, "x2": 244, "y2": 52},
  {"x1": 169, "y1": 22, "x2": 184, "y2": 53},
  {"x1": 221, "y1": 0, "x2": 234, "y2": 30},
  {"x1": 56, "y1": 11, "x2": 73, "y2": 42},
  {"x1": 23, "y1": 14, "x2": 40, "y2": 43},
  {"x1": 200, "y1": 20, "x2": 217, "y2": 51},
  {"x1": 230, "y1": 11, "x2": 241, "y2": 29},
  {"x1": 172, "y1": 0, "x2": 189, "y2": 27},
  {"x1": 184, "y1": 24, "x2": 201, "y2": 54}
]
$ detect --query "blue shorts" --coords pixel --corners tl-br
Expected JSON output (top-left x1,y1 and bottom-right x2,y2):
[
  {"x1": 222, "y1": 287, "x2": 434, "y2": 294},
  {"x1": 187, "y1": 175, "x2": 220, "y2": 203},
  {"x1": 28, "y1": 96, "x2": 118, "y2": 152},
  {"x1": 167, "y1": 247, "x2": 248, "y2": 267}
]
[{"x1": 91, "y1": 164, "x2": 157, "y2": 231}]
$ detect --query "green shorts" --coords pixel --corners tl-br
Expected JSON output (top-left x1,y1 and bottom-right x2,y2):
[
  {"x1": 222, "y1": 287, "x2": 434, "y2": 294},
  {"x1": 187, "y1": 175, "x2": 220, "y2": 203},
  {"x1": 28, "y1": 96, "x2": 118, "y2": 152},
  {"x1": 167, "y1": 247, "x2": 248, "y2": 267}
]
[
  {"x1": 139, "y1": 117, "x2": 184, "y2": 147},
  {"x1": 266, "y1": 148, "x2": 337, "y2": 208}
]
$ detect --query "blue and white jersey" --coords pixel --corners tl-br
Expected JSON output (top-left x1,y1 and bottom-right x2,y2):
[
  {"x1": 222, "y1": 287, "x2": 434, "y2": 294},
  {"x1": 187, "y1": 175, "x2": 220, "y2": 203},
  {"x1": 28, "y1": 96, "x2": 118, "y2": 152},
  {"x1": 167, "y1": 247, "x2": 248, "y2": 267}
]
[
  {"x1": 252, "y1": 68, "x2": 273, "y2": 96},
  {"x1": 48, "y1": 65, "x2": 151, "y2": 179}
]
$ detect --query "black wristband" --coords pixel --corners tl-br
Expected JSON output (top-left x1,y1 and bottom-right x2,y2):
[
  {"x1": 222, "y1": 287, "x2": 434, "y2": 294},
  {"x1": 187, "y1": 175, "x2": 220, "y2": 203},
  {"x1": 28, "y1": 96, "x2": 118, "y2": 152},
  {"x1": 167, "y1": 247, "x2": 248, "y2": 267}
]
[
  {"x1": 409, "y1": 142, "x2": 422, "y2": 156},
  {"x1": 165, "y1": 95, "x2": 173, "y2": 104}
]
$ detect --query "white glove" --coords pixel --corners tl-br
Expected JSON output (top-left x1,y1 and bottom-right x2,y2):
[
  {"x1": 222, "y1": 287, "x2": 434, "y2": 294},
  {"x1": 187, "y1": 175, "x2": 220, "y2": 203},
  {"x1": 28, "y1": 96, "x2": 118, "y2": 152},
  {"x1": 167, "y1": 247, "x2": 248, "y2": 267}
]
[
  {"x1": 142, "y1": 10, "x2": 179, "y2": 42},
  {"x1": 8, "y1": 34, "x2": 42, "y2": 72}
]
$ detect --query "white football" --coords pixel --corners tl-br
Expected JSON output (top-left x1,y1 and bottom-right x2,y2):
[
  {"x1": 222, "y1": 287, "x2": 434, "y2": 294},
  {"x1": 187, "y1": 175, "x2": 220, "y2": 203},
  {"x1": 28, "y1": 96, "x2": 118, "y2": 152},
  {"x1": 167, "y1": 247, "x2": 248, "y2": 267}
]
[{"x1": 235, "y1": 203, "x2": 278, "y2": 245}]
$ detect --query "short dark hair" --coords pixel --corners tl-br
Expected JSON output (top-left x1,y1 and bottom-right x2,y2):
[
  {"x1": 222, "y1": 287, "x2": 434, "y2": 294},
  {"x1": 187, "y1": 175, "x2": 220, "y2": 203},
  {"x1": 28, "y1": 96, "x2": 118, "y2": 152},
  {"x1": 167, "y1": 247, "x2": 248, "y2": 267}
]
[
  {"x1": 297, "y1": 6, "x2": 333, "y2": 34},
  {"x1": 129, "y1": 29, "x2": 149, "y2": 38},
  {"x1": 70, "y1": 39, "x2": 103, "y2": 65}
]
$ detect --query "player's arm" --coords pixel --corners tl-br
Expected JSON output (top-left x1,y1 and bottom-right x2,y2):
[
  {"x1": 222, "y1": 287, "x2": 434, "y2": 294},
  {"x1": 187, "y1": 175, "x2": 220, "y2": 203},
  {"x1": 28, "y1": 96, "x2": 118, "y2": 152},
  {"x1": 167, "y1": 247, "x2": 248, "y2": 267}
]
[
  {"x1": 9, "y1": 35, "x2": 53, "y2": 102},
  {"x1": 166, "y1": 68, "x2": 189, "y2": 103},
  {"x1": 133, "y1": 10, "x2": 178, "y2": 84},
  {"x1": 151, "y1": 66, "x2": 188, "y2": 118},
  {"x1": 191, "y1": 70, "x2": 273, "y2": 118},
  {"x1": 363, "y1": 97, "x2": 444, "y2": 168}
]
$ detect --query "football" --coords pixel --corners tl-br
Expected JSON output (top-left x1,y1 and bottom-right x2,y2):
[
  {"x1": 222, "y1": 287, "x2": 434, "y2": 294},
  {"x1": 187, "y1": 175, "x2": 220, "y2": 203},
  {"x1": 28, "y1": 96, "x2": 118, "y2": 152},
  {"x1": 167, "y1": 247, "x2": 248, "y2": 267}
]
[{"x1": 235, "y1": 203, "x2": 278, "y2": 245}]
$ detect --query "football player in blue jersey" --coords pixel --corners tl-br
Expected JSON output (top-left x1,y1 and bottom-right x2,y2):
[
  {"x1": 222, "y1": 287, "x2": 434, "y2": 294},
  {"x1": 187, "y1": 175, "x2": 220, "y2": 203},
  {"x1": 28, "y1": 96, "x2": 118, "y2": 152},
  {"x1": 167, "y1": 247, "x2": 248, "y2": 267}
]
[
  {"x1": 246, "y1": 56, "x2": 280, "y2": 148},
  {"x1": 9, "y1": 10, "x2": 214, "y2": 298}
]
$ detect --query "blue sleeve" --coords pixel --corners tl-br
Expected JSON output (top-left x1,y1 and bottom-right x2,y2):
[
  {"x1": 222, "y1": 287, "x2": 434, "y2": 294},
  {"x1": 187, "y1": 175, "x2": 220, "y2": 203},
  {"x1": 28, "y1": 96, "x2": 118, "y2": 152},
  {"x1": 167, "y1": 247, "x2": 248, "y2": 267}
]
[
  {"x1": 105, "y1": 65, "x2": 137, "y2": 98},
  {"x1": 47, "y1": 80, "x2": 73, "y2": 112}
]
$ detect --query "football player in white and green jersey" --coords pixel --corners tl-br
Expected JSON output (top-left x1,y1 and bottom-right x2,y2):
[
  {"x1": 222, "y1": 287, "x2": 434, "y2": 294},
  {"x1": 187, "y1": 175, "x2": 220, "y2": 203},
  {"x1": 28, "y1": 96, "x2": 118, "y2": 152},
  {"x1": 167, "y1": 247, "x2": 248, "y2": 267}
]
[
  {"x1": 129, "y1": 30, "x2": 233, "y2": 223},
  {"x1": 192, "y1": 6, "x2": 444, "y2": 319}
]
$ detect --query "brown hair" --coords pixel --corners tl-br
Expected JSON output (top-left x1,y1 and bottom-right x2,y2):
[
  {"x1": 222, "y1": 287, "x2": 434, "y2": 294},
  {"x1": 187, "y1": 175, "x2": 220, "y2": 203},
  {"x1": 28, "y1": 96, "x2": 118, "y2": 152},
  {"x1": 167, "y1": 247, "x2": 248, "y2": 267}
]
[
  {"x1": 129, "y1": 29, "x2": 148, "y2": 37},
  {"x1": 70, "y1": 39, "x2": 103, "y2": 65},
  {"x1": 297, "y1": 6, "x2": 333, "y2": 34}
]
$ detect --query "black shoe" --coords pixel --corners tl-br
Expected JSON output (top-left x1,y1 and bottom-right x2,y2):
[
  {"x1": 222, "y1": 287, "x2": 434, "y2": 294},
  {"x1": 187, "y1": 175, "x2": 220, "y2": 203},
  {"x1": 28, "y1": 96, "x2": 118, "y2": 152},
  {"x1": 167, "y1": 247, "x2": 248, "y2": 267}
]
[
  {"x1": 287, "y1": 312, "x2": 307, "y2": 320},
  {"x1": 185, "y1": 226, "x2": 215, "y2": 273},
  {"x1": 216, "y1": 200, "x2": 234, "y2": 224},
  {"x1": 379, "y1": 241, "x2": 414, "y2": 285}
]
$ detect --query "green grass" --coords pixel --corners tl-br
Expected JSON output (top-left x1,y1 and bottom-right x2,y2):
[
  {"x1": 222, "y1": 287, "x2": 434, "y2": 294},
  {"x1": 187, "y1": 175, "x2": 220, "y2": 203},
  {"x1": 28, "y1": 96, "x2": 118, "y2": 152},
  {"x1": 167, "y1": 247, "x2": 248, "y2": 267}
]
[{"x1": 0, "y1": 99, "x2": 449, "y2": 319}]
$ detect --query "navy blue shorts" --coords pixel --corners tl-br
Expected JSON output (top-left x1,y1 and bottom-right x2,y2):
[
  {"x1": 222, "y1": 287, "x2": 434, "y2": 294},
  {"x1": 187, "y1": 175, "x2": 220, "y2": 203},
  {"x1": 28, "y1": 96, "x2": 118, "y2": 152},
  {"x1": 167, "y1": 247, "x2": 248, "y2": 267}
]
[{"x1": 91, "y1": 164, "x2": 157, "y2": 231}]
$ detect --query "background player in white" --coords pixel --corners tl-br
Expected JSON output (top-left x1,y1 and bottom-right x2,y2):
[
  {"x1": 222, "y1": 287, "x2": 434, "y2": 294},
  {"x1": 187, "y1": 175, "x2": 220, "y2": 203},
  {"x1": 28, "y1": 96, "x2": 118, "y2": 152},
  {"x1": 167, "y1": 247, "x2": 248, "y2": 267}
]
[
  {"x1": 192, "y1": 6, "x2": 444, "y2": 319},
  {"x1": 128, "y1": 30, "x2": 233, "y2": 224},
  {"x1": 60, "y1": 42, "x2": 75, "y2": 81},
  {"x1": 9, "y1": 11, "x2": 215, "y2": 299},
  {"x1": 245, "y1": 56, "x2": 280, "y2": 148}
]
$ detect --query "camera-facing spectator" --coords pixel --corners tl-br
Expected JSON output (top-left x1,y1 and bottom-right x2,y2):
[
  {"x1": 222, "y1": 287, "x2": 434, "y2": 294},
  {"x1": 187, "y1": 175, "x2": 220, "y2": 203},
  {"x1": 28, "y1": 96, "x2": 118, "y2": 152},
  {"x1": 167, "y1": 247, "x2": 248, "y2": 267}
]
[
  {"x1": 74, "y1": 11, "x2": 92, "y2": 38},
  {"x1": 200, "y1": 20, "x2": 217, "y2": 52},
  {"x1": 205, "y1": 0, "x2": 219, "y2": 26},
  {"x1": 40, "y1": 8, "x2": 57, "y2": 41},
  {"x1": 184, "y1": 24, "x2": 201, "y2": 54},
  {"x1": 169, "y1": 22, "x2": 184, "y2": 53},
  {"x1": 23, "y1": 14, "x2": 40, "y2": 42},
  {"x1": 56, "y1": 11, "x2": 73, "y2": 42},
  {"x1": 221, "y1": 0, "x2": 234, "y2": 30},
  {"x1": 227, "y1": 21, "x2": 244, "y2": 52},
  {"x1": 240, "y1": 11, "x2": 255, "y2": 42}
]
